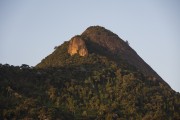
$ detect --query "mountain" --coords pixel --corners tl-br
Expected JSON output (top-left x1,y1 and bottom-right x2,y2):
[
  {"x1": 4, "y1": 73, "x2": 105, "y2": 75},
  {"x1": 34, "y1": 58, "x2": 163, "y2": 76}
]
[
  {"x1": 37, "y1": 26, "x2": 167, "y2": 85},
  {"x1": 0, "y1": 26, "x2": 180, "y2": 119}
]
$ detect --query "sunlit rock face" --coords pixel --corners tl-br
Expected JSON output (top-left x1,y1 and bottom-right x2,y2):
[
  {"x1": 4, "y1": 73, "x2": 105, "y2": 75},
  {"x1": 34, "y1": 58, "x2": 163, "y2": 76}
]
[{"x1": 68, "y1": 36, "x2": 88, "y2": 56}]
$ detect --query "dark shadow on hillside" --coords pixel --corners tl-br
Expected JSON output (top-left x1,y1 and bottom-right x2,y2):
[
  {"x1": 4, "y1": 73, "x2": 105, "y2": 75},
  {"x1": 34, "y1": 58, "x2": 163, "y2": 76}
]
[{"x1": 84, "y1": 39, "x2": 138, "y2": 72}]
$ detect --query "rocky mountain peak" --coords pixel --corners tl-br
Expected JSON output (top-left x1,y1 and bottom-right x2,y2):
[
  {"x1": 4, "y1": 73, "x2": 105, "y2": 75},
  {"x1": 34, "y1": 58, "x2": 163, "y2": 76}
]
[
  {"x1": 82, "y1": 26, "x2": 117, "y2": 37},
  {"x1": 81, "y1": 26, "x2": 161, "y2": 79},
  {"x1": 37, "y1": 26, "x2": 164, "y2": 83},
  {"x1": 81, "y1": 26, "x2": 127, "y2": 54}
]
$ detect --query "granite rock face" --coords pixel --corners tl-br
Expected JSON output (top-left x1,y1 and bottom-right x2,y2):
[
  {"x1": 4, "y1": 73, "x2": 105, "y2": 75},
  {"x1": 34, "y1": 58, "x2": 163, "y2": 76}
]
[
  {"x1": 81, "y1": 26, "x2": 162, "y2": 80},
  {"x1": 68, "y1": 36, "x2": 88, "y2": 56}
]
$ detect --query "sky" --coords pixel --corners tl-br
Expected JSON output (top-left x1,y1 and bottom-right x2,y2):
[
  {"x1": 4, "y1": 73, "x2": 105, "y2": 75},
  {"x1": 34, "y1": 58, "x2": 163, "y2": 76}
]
[{"x1": 0, "y1": 0, "x2": 180, "y2": 92}]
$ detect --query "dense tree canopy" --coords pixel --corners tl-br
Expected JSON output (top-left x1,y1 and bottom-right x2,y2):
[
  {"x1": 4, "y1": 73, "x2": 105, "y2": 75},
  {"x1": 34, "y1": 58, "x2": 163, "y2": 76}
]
[{"x1": 0, "y1": 53, "x2": 180, "y2": 119}]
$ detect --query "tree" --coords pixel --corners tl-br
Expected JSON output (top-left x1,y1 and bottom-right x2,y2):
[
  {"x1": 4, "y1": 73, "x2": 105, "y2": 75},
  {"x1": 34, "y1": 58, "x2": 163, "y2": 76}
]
[
  {"x1": 125, "y1": 40, "x2": 129, "y2": 45},
  {"x1": 20, "y1": 64, "x2": 30, "y2": 69}
]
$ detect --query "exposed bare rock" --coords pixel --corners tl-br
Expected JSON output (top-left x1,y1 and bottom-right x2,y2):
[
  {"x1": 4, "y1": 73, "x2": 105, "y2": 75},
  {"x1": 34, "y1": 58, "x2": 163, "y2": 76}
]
[
  {"x1": 68, "y1": 36, "x2": 88, "y2": 56},
  {"x1": 82, "y1": 26, "x2": 162, "y2": 80}
]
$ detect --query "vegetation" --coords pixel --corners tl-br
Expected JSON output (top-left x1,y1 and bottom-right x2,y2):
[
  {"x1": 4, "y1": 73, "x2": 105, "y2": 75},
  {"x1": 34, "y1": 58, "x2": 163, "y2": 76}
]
[
  {"x1": 0, "y1": 54, "x2": 180, "y2": 119},
  {"x1": 1, "y1": 26, "x2": 180, "y2": 119}
]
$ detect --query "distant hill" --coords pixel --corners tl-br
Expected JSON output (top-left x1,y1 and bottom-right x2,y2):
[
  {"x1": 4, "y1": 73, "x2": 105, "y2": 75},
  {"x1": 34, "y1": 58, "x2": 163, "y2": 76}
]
[{"x1": 1, "y1": 26, "x2": 180, "y2": 119}]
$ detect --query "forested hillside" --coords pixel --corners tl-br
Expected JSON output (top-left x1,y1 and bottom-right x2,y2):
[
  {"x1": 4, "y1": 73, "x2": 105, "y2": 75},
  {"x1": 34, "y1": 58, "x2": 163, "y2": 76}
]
[{"x1": 1, "y1": 26, "x2": 180, "y2": 119}]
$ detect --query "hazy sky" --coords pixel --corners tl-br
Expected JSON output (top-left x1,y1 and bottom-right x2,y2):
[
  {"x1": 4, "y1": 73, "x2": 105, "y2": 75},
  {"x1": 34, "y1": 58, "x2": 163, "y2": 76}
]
[{"x1": 0, "y1": 0, "x2": 180, "y2": 92}]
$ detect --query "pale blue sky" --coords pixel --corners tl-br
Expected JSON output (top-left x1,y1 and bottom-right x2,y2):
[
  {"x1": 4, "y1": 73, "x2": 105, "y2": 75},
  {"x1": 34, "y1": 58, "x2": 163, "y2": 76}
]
[{"x1": 0, "y1": 0, "x2": 180, "y2": 92}]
